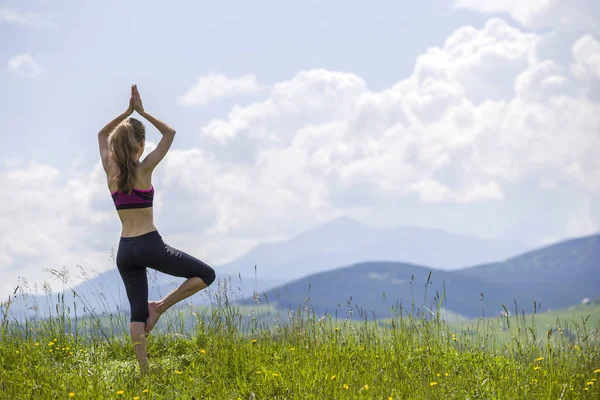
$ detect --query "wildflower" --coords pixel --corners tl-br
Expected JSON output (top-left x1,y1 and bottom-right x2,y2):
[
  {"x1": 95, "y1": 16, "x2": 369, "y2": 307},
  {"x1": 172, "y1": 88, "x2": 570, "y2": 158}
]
[
  {"x1": 251, "y1": 339, "x2": 257, "y2": 344},
  {"x1": 142, "y1": 389, "x2": 149, "y2": 393},
  {"x1": 533, "y1": 366, "x2": 541, "y2": 371},
  {"x1": 69, "y1": 352, "x2": 73, "y2": 355},
  {"x1": 289, "y1": 347, "x2": 295, "y2": 351},
  {"x1": 34, "y1": 342, "x2": 39, "y2": 346},
  {"x1": 175, "y1": 370, "x2": 182, "y2": 375},
  {"x1": 444, "y1": 373, "x2": 449, "y2": 377},
  {"x1": 65, "y1": 347, "x2": 70, "y2": 350},
  {"x1": 48, "y1": 342, "x2": 54, "y2": 346},
  {"x1": 49, "y1": 350, "x2": 53, "y2": 352},
  {"x1": 360, "y1": 346, "x2": 364, "y2": 351},
  {"x1": 116, "y1": 390, "x2": 124, "y2": 395},
  {"x1": 256, "y1": 371, "x2": 262, "y2": 374},
  {"x1": 62, "y1": 347, "x2": 65, "y2": 351},
  {"x1": 595, "y1": 369, "x2": 600, "y2": 374},
  {"x1": 343, "y1": 384, "x2": 349, "y2": 390},
  {"x1": 531, "y1": 379, "x2": 538, "y2": 384},
  {"x1": 587, "y1": 382, "x2": 594, "y2": 386},
  {"x1": 436, "y1": 373, "x2": 441, "y2": 377},
  {"x1": 331, "y1": 375, "x2": 336, "y2": 380},
  {"x1": 335, "y1": 327, "x2": 339, "y2": 331},
  {"x1": 200, "y1": 349, "x2": 206, "y2": 355},
  {"x1": 133, "y1": 398, "x2": 139, "y2": 400},
  {"x1": 273, "y1": 373, "x2": 279, "y2": 377},
  {"x1": 69, "y1": 393, "x2": 75, "y2": 398},
  {"x1": 584, "y1": 388, "x2": 589, "y2": 391},
  {"x1": 430, "y1": 382, "x2": 438, "y2": 387},
  {"x1": 364, "y1": 385, "x2": 369, "y2": 391},
  {"x1": 388, "y1": 397, "x2": 393, "y2": 400},
  {"x1": 535, "y1": 357, "x2": 544, "y2": 361},
  {"x1": 15, "y1": 350, "x2": 19, "y2": 354}
]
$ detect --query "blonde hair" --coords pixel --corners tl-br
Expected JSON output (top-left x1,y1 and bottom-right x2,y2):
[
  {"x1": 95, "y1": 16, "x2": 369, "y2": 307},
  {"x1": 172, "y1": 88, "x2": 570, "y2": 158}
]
[{"x1": 109, "y1": 117, "x2": 146, "y2": 194}]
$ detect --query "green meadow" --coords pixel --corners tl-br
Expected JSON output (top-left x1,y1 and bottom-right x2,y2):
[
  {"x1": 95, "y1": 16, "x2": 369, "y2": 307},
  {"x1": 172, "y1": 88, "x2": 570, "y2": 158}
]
[{"x1": 1, "y1": 278, "x2": 599, "y2": 399}]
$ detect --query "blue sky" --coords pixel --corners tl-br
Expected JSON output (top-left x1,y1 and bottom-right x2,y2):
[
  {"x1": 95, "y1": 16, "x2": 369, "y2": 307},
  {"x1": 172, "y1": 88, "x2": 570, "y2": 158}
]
[{"x1": 1, "y1": 0, "x2": 599, "y2": 298}]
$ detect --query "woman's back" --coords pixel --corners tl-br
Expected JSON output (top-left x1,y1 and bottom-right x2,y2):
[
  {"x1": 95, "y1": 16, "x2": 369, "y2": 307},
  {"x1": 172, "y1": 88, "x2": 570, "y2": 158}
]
[{"x1": 107, "y1": 161, "x2": 157, "y2": 237}]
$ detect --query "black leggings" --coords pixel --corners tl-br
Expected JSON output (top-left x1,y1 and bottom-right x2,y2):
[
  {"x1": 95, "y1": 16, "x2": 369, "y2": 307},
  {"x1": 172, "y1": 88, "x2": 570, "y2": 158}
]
[{"x1": 116, "y1": 230, "x2": 216, "y2": 323}]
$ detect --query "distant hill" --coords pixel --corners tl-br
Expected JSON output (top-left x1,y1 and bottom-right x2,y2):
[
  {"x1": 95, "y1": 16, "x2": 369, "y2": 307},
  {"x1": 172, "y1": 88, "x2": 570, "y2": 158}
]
[
  {"x1": 237, "y1": 233, "x2": 600, "y2": 319},
  {"x1": 219, "y1": 216, "x2": 530, "y2": 282},
  {"x1": 7, "y1": 217, "x2": 529, "y2": 320}
]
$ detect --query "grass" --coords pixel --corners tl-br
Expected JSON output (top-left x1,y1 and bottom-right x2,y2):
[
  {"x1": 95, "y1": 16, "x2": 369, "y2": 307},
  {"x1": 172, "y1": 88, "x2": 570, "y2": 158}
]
[{"x1": 1, "y1": 272, "x2": 599, "y2": 399}]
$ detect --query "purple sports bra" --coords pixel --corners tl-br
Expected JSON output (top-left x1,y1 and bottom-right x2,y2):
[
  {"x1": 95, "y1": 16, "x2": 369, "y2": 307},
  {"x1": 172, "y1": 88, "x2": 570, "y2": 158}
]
[{"x1": 111, "y1": 185, "x2": 154, "y2": 210}]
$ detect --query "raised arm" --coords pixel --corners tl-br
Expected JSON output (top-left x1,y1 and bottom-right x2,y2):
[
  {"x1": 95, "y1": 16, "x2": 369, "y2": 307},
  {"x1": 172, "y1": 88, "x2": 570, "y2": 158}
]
[
  {"x1": 132, "y1": 85, "x2": 176, "y2": 172},
  {"x1": 98, "y1": 88, "x2": 134, "y2": 173}
]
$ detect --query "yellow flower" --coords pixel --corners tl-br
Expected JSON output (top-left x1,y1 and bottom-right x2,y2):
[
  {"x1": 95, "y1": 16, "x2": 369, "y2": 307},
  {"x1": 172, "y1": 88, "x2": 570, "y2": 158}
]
[
  {"x1": 62, "y1": 347, "x2": 65, "y2": 351},
  {"x1": 48, "y1": 342, "x2": 54, "y2": 346},
  {"x1": 15, "y1": 350, "x2": 19, "y2": 354},
  {"x1": 256, "y1": 371, "x2": 262, "y2": 374},
  {"x1": 175, "y1": 370, "x2": 182, "y2": 374},
  {"x1": 273, "y1": 373, "x2": 279, "y2": 377},
  {"x1": 331, "y1": 375, "x2": 336, "y2": 380},
  {"x1": 364, "y1": 385, "x2": 369, "y2": 391},
  {"x1": 343, "y1": 384, "x2": 349, "y2": 390},
  {"x1": 444, "y1": 372, "x2": 449, "y2": 377},
  {"x1": 34, "y1": 342, "x2": 39, "y2": 346},
  {"x1": 69, "y1": 352, "x2": 73, "y2": 355},
  {"x1": 69, "y1": 393, "x2": 75, "y2": 398},
  {"x1": 584, "y1": 388, "x2": 589, "y2": 391},
  {"x1": 65, "y1": 347, "x2": 70, "y2": 350},
  {"x1": 587, "y1": 382, "x2": 594, "y2": 386},
  {"x1": 535, "y1": 357, "x2": 544, "y2": 361},
  {"x1": 595, "y1": 369, "x2": 600, "y2": 374},
  {"x1": 531, "y1": 379, "x2": 538, "y2": 384},
  {"x1": 251, "y1": 339, "x2": 257, "y2": 344},
  {"x1": 436, "y1": 373, "x2": 441, "y2": 377},
  {"x1": 133, "y1": 397, "x2": 139, "y2": 400},
  {"x1": 289, "y1": 347, "x2": 295, "y2": 351},
  {"x1": 360, "y1": 346, "x2": 364, "y2": 351},
  {"x1": 430, "y1": 382, "x2": 438, "y2": 387},
  {"x1": 49, "y1": 350, "x2": 53, "y2": 352},
  {"x1": 200, "y1": 349, "x2": 206, "y2": 355},
  {"x1": 388, "y1": 397, "x2": 393, "y2": 400},
  {"x1": 142, "y1": 389, "x2": 149, "y2": 393},
  {"x1": 533, "y1": 366, "x2": 541, "y2": 371},
  {"x1": 116, "y1": 390, "x2": 124, "y2": 395}
]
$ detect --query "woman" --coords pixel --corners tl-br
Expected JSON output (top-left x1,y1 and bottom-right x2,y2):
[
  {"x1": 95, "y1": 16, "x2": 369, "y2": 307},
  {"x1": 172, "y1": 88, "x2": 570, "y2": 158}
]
[{"x1": 97, "y1": 85, "x2": 216, "y2": 374}]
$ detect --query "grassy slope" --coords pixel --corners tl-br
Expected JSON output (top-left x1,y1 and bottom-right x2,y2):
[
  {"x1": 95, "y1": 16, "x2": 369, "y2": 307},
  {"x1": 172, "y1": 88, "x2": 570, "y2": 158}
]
[{"x1": 1, "y1": 307, "x2": 599, "y2": 399}]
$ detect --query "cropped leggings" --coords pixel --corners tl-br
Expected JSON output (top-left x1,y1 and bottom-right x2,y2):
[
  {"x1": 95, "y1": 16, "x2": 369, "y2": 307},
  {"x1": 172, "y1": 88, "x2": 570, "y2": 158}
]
[{"x1": 116, "y1": 230, "x2": 216, "y2": 323}]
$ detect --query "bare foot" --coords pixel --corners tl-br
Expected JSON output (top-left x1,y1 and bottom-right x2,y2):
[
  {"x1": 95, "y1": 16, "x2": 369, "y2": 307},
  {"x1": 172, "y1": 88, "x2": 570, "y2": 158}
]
[{"x1": 145, "y1": 301, "x2": 162, "y2": 335}]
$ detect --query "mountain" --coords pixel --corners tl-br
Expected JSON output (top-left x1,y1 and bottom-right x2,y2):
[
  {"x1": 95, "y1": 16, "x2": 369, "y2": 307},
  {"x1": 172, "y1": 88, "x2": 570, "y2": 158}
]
[
  {"x1": 237, "y1": 233, "x2": 600, "y2": 319},
  {"x1": 218, "y1": 216, "x2": 530, "y2": 282},
  {"x1": 5, "y1": 216, "x2": 530, "y2": 321}
]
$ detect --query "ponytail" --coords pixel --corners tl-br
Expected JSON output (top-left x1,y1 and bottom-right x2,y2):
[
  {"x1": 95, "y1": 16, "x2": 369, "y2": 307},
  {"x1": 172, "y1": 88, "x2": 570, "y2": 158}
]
[{"x1": 109, "y1": 118, "x2": 146, "y2": 194}]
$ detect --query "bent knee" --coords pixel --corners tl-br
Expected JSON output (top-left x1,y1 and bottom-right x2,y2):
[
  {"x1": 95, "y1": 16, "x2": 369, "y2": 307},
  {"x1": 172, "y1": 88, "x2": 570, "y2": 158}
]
[{"x1": 200, "y1": 267, "x2": 216, "y2": 287}]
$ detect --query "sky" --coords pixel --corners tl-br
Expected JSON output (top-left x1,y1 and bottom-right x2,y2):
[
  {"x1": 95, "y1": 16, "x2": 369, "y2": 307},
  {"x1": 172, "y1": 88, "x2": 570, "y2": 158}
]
[{"x1": 1, "y1": 0, "x2": 599, "y2": 299}]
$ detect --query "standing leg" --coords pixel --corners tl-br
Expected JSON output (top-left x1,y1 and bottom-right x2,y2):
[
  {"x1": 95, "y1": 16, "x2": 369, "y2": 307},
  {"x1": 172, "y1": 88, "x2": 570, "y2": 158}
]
[{"x1": 117, "y1": 245, "x2": 151, "y2": 372}]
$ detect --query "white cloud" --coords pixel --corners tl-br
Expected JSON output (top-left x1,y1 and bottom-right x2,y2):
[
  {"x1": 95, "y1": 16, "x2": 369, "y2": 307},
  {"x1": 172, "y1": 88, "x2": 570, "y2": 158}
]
[
  {"x1": 8, "y1": 53, "x2": 46, "y2": 79},
  {"x1": 177, "y1": 73, "x2": 261, "y2": 106},
  {"x1": 571, "y1": 34, "x2": 600, "y2": 80},
  {"x1": 453, "y1": 0, "x2": 600, "y2": 32},
  {"x1": 0, "y1": 7, "x2": 56, "y2": 28}
]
